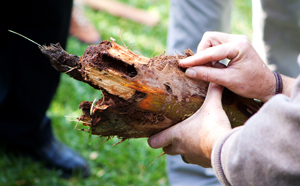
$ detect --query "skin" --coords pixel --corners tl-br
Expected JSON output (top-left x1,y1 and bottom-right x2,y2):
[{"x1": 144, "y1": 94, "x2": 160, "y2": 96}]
[
  {"x1": 148, "y1": 83, "x2": 231, "y2": 167},
  {"x1": 180, "y1": 32, "x2": 295, "y2": 102},
  {"x1": 148, "y1": 32, "x2": 297, "y2": 167}
]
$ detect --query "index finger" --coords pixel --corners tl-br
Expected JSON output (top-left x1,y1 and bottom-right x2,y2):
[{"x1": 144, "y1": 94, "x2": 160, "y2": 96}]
[
  {"x1": 179, "y1": 43, "x2": 239, "y2": 67},
  {"x1": 197, "y1": 32, "x2": 232, "y2": 52}
]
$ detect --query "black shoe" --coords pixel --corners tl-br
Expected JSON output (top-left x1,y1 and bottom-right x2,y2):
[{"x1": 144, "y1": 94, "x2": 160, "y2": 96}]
[{"x1": 30, "y1": 138, "x2": 90, "y2": 178}]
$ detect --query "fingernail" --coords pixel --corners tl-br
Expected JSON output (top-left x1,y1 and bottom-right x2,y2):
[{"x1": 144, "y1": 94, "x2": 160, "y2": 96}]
[
  {"x1": 185, "y1": 68, "x2": 196, "y2": 78},
  {"x1": 178, "y1": 61, "x2": 183, "y2": 66}
]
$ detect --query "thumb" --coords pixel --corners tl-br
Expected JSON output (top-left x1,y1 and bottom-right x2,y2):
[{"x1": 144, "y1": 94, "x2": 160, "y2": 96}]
[
  {"x1": 203, "y1": 83, "x2": 224, "y2": 107},
  {"x1": 148, "y1": 126, "x2": 174, "y2": 149},
  {"x1": 185, "y1": 66, "x2": 229, "y2": 87}
]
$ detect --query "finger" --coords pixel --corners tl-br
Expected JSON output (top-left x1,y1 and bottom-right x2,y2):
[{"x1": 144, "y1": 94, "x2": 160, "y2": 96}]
[
  {"x1": 179, "y1": 43, "x2": 238, "y2": 68},
  {"x1": 148, "y1": 127, "x2": 174, "y2": 149},
  {"x1": 197, "y1": 32, "x2": 232, "y2": 52},
  {"x1": 204, "y1": 83, "x2": 224, "y2": 106},
  {"x1": 162, "y1": 145, "x2": 178, "y2": 155},
  {"x1": 185, "y1": 66, "x2": 230, "y2": 87}
]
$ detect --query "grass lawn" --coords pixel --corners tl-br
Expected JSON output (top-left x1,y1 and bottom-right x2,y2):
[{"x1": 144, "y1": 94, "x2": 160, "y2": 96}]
[{"x1": 0, "y1": 0, "x2": 252, "y2": 185}]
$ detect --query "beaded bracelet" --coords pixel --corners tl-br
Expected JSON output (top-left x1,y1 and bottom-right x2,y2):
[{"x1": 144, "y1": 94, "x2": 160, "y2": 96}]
[{"x1": 273, "y1": 71, "x2": 283, "y2": 94}]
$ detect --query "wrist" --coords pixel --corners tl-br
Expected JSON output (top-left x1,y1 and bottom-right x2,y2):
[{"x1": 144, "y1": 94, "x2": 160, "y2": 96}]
[
  {"x1": 259, "y1": 70, "x2": 276, "y2": 102},
  {"x1": 204, "y1": 126, "x2": 231, "y2": 161},
  {"x1": 262, "y1": 72, "x2": 295, "y2": 102},
  {"x1": 273, "y1": 71, "x2": 283, "y2": 94}
]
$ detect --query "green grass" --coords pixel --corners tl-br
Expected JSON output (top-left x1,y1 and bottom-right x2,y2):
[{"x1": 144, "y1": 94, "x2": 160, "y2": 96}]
[{"x1": 0, "y1": 0, "x2": 252, "y2": 185}]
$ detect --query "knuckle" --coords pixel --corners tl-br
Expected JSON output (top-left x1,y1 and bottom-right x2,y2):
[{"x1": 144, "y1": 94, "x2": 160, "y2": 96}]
[
  {"x1": 203, "y1": 31, "x2": 214, "y2": 40},
  {"x1": 237, "y1": 35, "x2": 251, "y2": 46},
  {"x1": 239, "y1": 35, "x2": 251, "y2": 42},
  {"x1": 176, "y1": 146, "x2": 185, "y2": 155},
  {"x1": 208, "y1": 53, "x2": 214, "y2": 62},
  {"x1": 203, "y1": 31, "x2": 210, "y2": 38},
  {"x1": 205, "y1": 48, "x2": 215, "y2": 62},
  {"x1": 201, "y1": 68, "x2": 210, "y2": 82}
]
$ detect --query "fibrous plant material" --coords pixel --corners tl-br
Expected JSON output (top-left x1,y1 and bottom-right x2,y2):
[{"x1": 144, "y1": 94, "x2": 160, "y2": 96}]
[{"x1": 40, "y1": 40, "x2": 262, "y2": 140}]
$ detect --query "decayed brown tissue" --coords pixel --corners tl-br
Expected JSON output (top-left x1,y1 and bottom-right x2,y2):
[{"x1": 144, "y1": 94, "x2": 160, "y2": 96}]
[{"x1": 40, "y1": 40, "x2": 262, "y2": 141}]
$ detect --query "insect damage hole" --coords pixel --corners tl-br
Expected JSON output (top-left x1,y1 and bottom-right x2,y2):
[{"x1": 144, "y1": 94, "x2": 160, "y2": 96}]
[
  {"x1": 101, "y1": 53, "x2": 138, "y2": 78},
  {"x1": 126, "y1": 64, "x2": 138, "y2": 77},
  {"x1": 164, "y1": 83, "x2": 173, "y2": 94}
]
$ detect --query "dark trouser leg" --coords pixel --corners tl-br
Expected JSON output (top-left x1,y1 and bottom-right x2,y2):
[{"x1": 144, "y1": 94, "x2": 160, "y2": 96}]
[{"x1": 0, "y1": 0, "x2": 73, "y2": 149}]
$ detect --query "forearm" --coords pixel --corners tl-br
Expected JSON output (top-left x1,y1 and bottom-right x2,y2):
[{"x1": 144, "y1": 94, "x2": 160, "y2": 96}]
[
  {"x1": 261, "y1": 73, "x2": 295, "y2": 102},
  {"x1": 211, "y1": 75, "x2": 300, "y2": 185}
]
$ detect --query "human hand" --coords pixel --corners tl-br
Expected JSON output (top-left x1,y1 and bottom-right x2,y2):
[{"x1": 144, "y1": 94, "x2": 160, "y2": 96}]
[
  {"x1": 179, "y1": 32, "x2": 276, "y2": 102},
  {"x1": 147, "y1": 83, "x2": 231, "y2": 167}
]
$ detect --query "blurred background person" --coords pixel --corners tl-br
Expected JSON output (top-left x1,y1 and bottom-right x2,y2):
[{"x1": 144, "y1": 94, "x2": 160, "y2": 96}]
[
  {"x1": 1, "y1": 0, "x2": 90, "y2": 178},
  {"x1": 69, "y1": 0, "x2": 101, "y2": 44}
]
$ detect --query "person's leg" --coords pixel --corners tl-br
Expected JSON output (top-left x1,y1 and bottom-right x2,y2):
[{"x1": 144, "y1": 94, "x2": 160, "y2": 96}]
[
  {"x1": 1, "y1": 0, "x2": 71, "y2": 150},
  {"x1": 167, "y1": 0, "x2": 232, "y2": 185},
  {"x1": 167, "y1": 156, "x2": 223, "y2": 186},
  {"x1": 1, "y1": 0, "x2": 89, "y2": 178},
  {"x1": 167, "y1": 0, "x2": 232, "y2": 54},
  {"x1": 252, "y1": 0, "x2": 300, "y2": 77}
]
